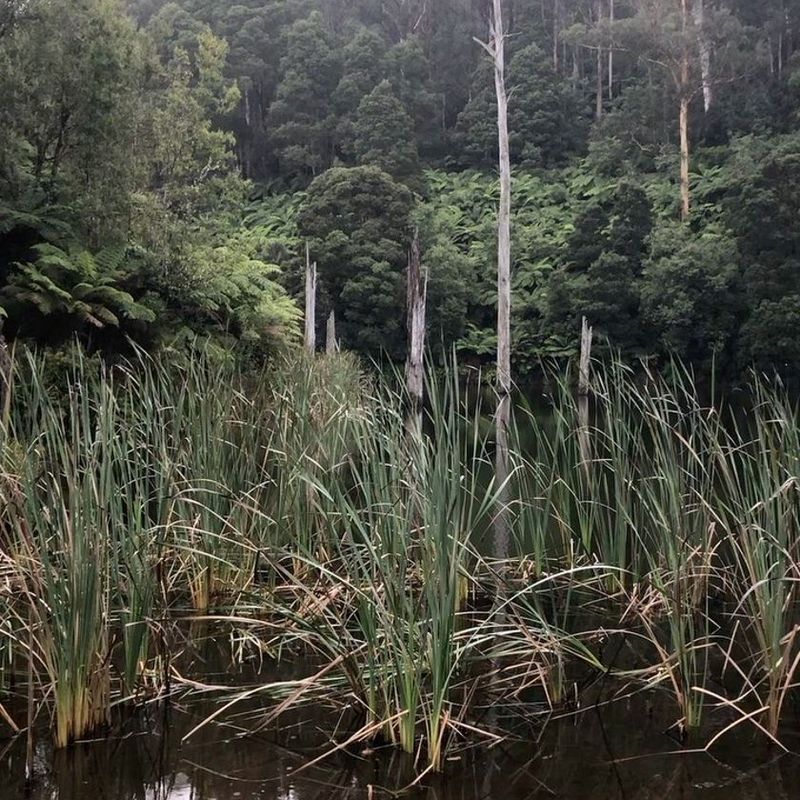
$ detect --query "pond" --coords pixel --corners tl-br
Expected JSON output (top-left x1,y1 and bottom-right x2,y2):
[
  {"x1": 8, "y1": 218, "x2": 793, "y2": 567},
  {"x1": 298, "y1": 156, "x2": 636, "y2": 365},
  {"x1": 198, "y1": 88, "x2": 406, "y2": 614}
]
[{"x1": 4, "y1": 626, "x2": 799, "y2": 800}]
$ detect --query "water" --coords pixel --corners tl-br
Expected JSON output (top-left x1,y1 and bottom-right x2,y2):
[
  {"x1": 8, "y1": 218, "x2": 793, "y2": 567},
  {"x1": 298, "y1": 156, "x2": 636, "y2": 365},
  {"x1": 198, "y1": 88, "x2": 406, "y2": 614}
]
[
  {"x1": 4, "y1": 697, "x2": 799, "y2": 799},
  {"x1": 3, "y1": 628, "x2": 800, "y2": 799}
]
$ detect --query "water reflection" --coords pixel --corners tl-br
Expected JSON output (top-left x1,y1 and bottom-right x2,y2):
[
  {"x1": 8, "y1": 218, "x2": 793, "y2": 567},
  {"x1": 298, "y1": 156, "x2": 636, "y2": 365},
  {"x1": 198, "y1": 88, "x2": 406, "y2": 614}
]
[
  {"x1": 4, "y1": 630, "x2": 800, "y2": 800},
  {"x1": 4, "y1": 690, "x2": 800, "y2": 800}
]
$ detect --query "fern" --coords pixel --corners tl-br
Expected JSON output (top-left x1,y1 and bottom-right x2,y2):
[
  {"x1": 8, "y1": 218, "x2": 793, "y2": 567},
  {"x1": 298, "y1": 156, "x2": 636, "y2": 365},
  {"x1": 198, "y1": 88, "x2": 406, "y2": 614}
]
[{"x1": 2, "y1": 242, "x2": 155, "y2": 329}]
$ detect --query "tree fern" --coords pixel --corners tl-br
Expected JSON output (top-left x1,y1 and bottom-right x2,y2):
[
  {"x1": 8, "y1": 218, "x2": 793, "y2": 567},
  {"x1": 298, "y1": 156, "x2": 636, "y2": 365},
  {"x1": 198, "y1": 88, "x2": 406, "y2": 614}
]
[{"x1": 2, "y1": 242, "x2": 155, "y2": 329}]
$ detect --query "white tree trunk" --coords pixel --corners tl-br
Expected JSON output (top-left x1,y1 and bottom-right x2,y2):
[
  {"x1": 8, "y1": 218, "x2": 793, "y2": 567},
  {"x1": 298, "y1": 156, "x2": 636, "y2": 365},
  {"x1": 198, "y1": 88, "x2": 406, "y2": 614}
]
[
  {"x1": 608, "y1": 0, "x2": 614, "y2": 99},
  {"x1": 326, "y1": 310, "x2": 338, "y2": 355},
  {"x1": 680, "y1": 94, "x2": 691, "y2": 220},
  {"x1": 0, "y1": 324, "x2": 10, "y2": 426},
  {"x1": 578, "y1": 317, "x2": 593, "y2": 473},
  {"x1": 491, "y1": 0, "x2": 512, "y2": 564},
  {"x1": 692, "y1": 0, "x2": 713, "y2": 113},
  {"x1": 304, "y1": 242, "x2": 317, "y2": 355},
  {"x1": 553, "y1": 0, "x2": 561, "y2": 71},
  {"x1": 595, "y1": 0, "x2": 604, "y2": 118},
  {"x1": 680, "y1": 0, "x2": 691, "y2": 221},
  {"x1": 405, "y1": 228, "x2": 426, "y2": 434}
]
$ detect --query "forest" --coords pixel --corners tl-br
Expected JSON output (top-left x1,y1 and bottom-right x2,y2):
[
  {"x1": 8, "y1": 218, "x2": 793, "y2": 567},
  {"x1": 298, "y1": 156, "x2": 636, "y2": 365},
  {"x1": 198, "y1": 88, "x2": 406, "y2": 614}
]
[
  {"x1": 4, "y1": 3, "x2": 800, "y2": 799},
  {"x1": 2, "y1": 0, "x2": 800, "y2": 378}
]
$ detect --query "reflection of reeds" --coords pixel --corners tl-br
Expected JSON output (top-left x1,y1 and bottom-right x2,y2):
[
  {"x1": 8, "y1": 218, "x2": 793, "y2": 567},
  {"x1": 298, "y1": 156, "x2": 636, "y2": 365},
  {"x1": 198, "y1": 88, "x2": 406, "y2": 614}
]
[{"x1": 1, "y1": 347, "x2": 800, "y2": 767}]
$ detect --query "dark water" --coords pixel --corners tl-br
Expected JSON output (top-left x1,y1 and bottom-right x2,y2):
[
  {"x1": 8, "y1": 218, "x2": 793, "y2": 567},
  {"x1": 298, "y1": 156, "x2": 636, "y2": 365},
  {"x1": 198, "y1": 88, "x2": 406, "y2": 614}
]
[{"x1": 3, "y1": 630, "x2": 800, "y2": 800}]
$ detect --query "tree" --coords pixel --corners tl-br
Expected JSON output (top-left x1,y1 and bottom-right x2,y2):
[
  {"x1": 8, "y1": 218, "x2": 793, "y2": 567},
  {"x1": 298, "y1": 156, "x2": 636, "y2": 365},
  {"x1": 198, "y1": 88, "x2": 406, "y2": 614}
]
[
  {"x1": 297, "y1": 166, "x2": 414, "y2": 358},
  {"x1": 387, "y1": 36, "x2": 439, "y2": 154},
  {"x1": 332, "y1": 26, "x2": 388, "y2": 160},
  {"x1": 507, "y1": 43, "x2": 586, "y2": 166},
  {"x1": 641, "y1": 222, "x2": 739, "y2": 366},
  {"x1": 545, "y1": 182, "x2": 652, "y2": 353},
  {"x1": 267, "y1": 11, "x2": 340, "y2": 182},
  {"x1": 456, "y1": 41, "x2": 585, "y2": 168},
  {"x1": 612, "y1": 0, "x2": 741, "y2": 219},
  {"x1": 488, "y1": 0, "x2": 512, "y2": 560},
  {"x1": 354, "y1": 80, "x2": 420, "y2": 183}
]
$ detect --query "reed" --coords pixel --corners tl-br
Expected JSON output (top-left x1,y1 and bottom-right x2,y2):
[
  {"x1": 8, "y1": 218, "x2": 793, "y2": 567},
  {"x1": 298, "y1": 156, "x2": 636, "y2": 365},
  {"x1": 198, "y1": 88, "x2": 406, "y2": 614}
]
[{"x1": 3, "y1": 343, "x2": 800, "y2": 766}]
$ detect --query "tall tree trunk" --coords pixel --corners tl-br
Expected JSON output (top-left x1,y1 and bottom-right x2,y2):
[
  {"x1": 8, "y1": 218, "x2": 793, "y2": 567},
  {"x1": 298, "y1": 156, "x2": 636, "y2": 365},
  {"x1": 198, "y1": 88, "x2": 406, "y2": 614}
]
[
  {"x1": 572, "y1": 44, "x2": 580, "y2": 88},
  {"x1": 0, "y1": 322, "x2": 10, "y2": 428},
  {"x1": 578, "y1": 317, "x2": 593, "y2": 474},
  {"x1": 608, "y1": 0, "x2": 614, "y2": 99},
  {"x1": 304, "y1": 242, "x2": 317, "y2": 354},
  {"x1": 679, "y1": 94, "x2": 690, "y2": 220},
  {"x1": 692, "y1": 0, "x2": 713, "y2": 112},
  {"x1": 491, "y1": 0, "x2": 512, "y2": 565},
  {"x1": 680, "y1": 0, "x2": 691, "y2": 221},
  {"x1": 405, "y1": 227, "x2": 426, "y2": 435},
  {"x1": 326, "y1": 310, "x2": 338, "y2": 355},
  {"x1": 595, "y1": 0, "x2": 604, "y2": 119},
  {"x1": 553, "y1": 0, "x2": 561, "y2": 71}
]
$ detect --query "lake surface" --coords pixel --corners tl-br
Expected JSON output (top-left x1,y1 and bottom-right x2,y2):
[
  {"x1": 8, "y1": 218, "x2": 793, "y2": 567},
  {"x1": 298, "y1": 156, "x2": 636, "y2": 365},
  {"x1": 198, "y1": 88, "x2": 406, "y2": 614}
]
[{"x1": 4, "y1": 627, "x2": 800, "y2": 800}]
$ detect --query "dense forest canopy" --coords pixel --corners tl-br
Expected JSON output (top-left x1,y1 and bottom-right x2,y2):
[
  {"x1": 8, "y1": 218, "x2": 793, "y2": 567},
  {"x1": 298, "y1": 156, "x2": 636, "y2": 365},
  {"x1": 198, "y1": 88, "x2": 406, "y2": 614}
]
[{"x1": 2, "y1": 0, "x2": 800, "y2": 379}]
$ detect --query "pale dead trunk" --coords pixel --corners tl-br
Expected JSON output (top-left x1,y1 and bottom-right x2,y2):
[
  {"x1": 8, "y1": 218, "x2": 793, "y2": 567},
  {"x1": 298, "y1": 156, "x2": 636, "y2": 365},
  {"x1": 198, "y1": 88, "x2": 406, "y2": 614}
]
[
  {"x1": 0, "y1": 324, "x2": 10, "y2": 428},
  {"x1": 405, "y1": 227, "x2": 426, "y2": 433},
  {"x1": 491, "y1": 0, "x2": 512, "y2": 565},
  {"x1": 679, "y1": 0, "x2": 691, "y2": 221},
  {"x1": 25, "y1": 607, "x2": 35, "y2": 783},
  {"x1": 608, "y1": 0, "x2": 614, "y2": 99},
  {"x1": 572, "y1": 45, "x2": 580, "y2": 88},
  {"x1": 768, "y1": 34, "x2": 775, "y2": 75},
  {"x1": 304, "y1": 242, "x2": 317, "y2": 354},
  {"x1": 578, "y1": 316, "x2": 593, "y2": 473},
  {"x1": 595, "y1": 0, "x2": 604, "y2": 119},
  {"x1": 553, "y1": 0, "x2": 561, "y2": 71},
  {"x1": 692, "y1": 0, "x2": 713, "y2": 113},
  {"x1": 326, "y1": 310, "x2": 338, "y2": 355},
  {"x1": 679, "y1": 94, "x2": 691, "y2": 220}
]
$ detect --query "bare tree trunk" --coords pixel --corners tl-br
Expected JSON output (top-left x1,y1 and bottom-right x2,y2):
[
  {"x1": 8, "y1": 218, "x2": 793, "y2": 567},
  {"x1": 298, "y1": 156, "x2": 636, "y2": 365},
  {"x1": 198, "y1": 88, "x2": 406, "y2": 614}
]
[
  {"x1": 326, "y1": 310, "x2": 338, "y2": 355},
  {"x1": 680, "y1": 0, "x2": 691, "y2": 221},
  {"x1": 25, "y1": 607, "x2": 35, "y2": 784},
  {"x1": 768, "y1": 34, "x2": 775, "y2": 75},
  {"x1": 572, "y1": 44, "x2": 580, "y2": 88},
  {"x1": 491, "y1": 0, "x2": 512, "y2": 565},
  {"x1": 553, "y1": 0, "x2": 561, "y2": 71},
  {"x1": 595, "y1": 0, "x2": 604, "y2": 119},
  {"x1": 578, "y1": 316, "x2": 593, "y2": 473},
  {"x1": 0, "y1": 323, "x2": 10, "y2": 428},
  {"x1": 608, "y1": 0, "x2": 614, "y2": 99},
  {"x1": 679, "y1": 94, "x2": 691, "y2": 220},
  {"x1": 405, "y1": 228, "x2": 427, "y2": 434},
  {"x1": 304, "y1": 242, "x2": 317, "y2": 355},
  {"x1": 692, "y1": 0, "x2": 713, "y2": 113}
]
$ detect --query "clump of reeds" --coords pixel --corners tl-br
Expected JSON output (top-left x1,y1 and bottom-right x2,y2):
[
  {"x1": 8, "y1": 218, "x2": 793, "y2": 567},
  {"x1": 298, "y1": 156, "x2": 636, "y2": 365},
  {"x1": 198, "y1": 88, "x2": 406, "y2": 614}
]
[{"x1": 4, "y1": 342, "x2": 800, "y2": 769}]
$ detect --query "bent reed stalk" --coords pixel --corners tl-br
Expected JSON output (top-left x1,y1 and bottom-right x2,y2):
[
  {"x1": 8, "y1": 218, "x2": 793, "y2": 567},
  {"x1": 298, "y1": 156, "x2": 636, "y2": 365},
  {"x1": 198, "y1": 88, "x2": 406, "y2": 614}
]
[{"x1": 1, "y1": 346, "x2": 799, "y2": 769}]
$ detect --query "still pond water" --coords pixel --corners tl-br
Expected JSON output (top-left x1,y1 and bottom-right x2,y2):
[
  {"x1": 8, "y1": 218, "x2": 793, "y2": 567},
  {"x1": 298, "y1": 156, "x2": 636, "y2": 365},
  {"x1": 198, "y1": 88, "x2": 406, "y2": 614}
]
[{"x1": 4, "y1": 629, "x2": 800, "y2": 800}]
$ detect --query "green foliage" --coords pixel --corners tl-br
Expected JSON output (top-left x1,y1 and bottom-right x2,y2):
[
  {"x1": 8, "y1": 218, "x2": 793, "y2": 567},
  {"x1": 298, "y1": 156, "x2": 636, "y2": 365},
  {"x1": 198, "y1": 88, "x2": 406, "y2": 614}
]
[
  {"x1": 298, "y1": 166, "x2": 414, "y2": 358},
  {"x1": 354, "y1": 79, "x2": 420, "y2": 184},
  {"x1": 740, "y1": 297, "x2": 800, "y2": 373},
  {"x1": 2, "y1": 0, "x2": 800, "y2": 377},
  {"x1": 545, "y1": 181, "x2": 653, "y2": 354},
  {"x1": 641, "y1": 223, "x2": 740, "y2": 366},
  {"x1": 267, "y1": 11, "x2": 340, "y2": 182},
  {"x1": 162, "y1": 227, "x2": 301, "y2": 352},
  {"x1": 3, "y1": 242, "x2": 155, "y2": 331},
  {"x1": 455, "y1": 43, "x2": 586, "y2": 169},
  {"x1": 332, "y1": 26, "x2": 387, "y2": 160},
  {"x1": 0, "y1": 0, "x2": 299, "y2": 359},
  {"x1": 386, "y1": 36, "x2": 438, "y2": 155}
]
